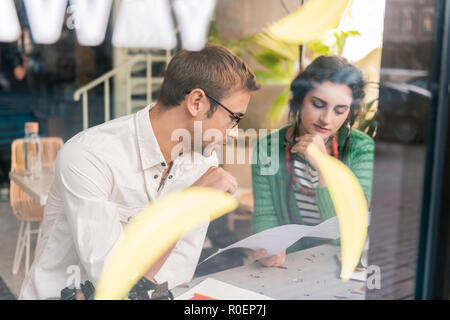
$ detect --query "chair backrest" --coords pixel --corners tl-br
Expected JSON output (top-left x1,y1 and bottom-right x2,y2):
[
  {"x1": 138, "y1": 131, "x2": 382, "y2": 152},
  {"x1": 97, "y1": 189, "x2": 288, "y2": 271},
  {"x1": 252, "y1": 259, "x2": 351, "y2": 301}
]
[
  {"x1": 11, "y1": 137, "x2": 64, "y2": 173},
  {"x1": 9, "y1": 136, "x2": 64, "y2": 221}
]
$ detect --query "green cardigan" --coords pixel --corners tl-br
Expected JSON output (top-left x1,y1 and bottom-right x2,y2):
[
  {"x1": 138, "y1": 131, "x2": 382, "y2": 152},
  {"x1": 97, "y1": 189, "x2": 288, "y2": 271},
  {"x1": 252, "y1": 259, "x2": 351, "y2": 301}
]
[{"x1": 251, "y1": 125, "x2": 375, "y2": 253}]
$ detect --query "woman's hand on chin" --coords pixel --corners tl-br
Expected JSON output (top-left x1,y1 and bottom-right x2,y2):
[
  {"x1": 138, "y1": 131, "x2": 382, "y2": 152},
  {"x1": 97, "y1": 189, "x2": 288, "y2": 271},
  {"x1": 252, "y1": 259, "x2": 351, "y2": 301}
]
[{"x1": 290, "y1": 134, "x2": 328, "y2": 169}]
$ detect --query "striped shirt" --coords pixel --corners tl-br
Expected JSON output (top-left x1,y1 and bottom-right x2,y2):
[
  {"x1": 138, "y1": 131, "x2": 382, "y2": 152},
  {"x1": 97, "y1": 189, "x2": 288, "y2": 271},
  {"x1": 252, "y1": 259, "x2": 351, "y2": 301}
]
[
  {"x1": 252, "y1": 125, "x2": 375, "y2": 254},
  {"x1": 292, "y1": 155, "x2": 322, "y2": 226}
]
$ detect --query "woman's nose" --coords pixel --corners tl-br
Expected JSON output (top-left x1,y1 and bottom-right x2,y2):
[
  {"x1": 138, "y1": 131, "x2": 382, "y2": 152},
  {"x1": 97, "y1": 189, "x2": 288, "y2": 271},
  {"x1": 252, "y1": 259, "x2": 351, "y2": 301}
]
[{"x1": 319, "y1": 108, "x2": 332, "y2": 125}]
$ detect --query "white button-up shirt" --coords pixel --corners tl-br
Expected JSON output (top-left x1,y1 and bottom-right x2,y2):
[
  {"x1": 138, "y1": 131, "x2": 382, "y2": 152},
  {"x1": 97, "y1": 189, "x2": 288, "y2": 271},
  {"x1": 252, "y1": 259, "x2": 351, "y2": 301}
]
[{"x1": 19, "y1": 104, "x2": 218, "y2": 300}]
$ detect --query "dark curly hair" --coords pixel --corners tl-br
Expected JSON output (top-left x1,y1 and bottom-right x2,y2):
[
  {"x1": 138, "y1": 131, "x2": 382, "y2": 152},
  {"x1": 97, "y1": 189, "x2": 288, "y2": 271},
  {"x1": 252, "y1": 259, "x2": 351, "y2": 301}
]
[{"x1": 288, "y1": 55, "x2": 366, "y2": 161}]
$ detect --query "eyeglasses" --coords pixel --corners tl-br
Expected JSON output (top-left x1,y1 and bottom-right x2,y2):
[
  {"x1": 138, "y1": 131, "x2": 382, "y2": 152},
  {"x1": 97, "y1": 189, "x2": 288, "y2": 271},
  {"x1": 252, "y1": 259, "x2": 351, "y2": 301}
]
[{"x1": 185, "y1": 90, "x2": 242, "y2": 129}]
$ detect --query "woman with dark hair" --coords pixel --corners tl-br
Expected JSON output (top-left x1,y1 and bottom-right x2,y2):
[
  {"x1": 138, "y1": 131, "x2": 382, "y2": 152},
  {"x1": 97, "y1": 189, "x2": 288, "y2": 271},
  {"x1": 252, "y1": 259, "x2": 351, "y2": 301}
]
[{"x1": 251, "y1": 55, "x2": 374, "y2": 267}]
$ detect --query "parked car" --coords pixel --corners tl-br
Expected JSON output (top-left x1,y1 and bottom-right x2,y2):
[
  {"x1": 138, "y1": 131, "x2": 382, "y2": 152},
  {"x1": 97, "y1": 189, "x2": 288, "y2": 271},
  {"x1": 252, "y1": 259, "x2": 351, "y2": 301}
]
[{"x1": 375, "y1": 76, "x2": 431, "y2": 144}]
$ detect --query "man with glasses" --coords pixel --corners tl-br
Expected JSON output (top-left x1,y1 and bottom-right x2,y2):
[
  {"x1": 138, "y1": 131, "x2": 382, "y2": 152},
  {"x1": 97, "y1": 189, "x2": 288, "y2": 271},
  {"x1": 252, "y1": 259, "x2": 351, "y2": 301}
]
[
  {"x1": 20, "y1": 44, "x2": 259, "y2": 299},
  {"x1": 187, "y1": 90, "x2": 244, "y2": 129}
]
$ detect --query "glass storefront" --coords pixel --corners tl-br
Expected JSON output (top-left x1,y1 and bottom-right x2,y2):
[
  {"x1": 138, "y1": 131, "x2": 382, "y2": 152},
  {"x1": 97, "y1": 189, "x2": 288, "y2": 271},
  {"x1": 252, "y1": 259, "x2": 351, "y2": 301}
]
[{"x1": 0, "y1": 0, "x2": 449, "y2": 301}]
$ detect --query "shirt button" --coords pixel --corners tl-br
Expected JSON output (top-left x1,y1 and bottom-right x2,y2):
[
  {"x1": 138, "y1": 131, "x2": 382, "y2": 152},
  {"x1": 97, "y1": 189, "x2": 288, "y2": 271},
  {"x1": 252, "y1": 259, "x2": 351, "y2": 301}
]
[
  {"x1": 161, "y1": 162, "x2": 166, "y2": 167},
  {"x1": 154, "y1": 174, "x2": 159, "y2": 179},
  {"x1": 168, "y1": 175, "x2": 173, "y2": 179}
]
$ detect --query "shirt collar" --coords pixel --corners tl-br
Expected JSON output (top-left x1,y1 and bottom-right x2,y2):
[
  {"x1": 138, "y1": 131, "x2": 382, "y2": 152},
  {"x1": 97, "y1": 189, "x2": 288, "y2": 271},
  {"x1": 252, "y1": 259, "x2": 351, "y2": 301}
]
[{"x1": 135, "y1": 104, "x2": 166, "y2": 170}]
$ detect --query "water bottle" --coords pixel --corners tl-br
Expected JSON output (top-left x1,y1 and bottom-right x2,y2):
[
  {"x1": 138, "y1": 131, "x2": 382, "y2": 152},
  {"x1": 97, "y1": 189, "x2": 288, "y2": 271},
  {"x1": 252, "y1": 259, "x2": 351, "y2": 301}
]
[{"x1": 23, "y1": 122, "x2": 42, "y2": 179}]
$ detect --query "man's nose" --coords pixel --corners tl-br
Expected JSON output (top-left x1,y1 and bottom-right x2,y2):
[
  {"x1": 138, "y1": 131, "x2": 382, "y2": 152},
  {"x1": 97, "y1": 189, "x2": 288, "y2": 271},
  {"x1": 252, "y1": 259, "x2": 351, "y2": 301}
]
[{"x1": 226, "y1": 126, "x2": 239, "y2": 140}]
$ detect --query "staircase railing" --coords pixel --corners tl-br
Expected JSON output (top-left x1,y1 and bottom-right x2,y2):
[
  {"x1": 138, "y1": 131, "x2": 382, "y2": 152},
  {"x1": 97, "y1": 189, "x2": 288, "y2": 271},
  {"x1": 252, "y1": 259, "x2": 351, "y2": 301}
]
[{"x1": 73, "y1": 52, "x2": 171, "y2": 130}]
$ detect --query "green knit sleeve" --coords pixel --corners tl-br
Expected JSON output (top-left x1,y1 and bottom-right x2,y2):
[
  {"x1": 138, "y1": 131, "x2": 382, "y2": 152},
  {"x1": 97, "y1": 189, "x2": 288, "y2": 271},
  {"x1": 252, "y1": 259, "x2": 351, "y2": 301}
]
[
  {"x1": 316, "y1": 187, "x2": 337, "y2": 221},
  {"x1": 347, "y1": 135, "x2": 375, "y2": 204},
  {"x1": 251, "y1": 139, "x2": 279, "y2": 234},
  {"x1": 316, "y1": 187, "x2": 340, "y2": 246}
]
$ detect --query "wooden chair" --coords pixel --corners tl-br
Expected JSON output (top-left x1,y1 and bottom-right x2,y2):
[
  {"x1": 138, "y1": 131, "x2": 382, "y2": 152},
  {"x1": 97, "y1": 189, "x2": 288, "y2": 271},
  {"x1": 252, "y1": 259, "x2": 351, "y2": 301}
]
[
  {"x1": 227, "y1": 190, "x2": 254, "y2": 232},
  {"x1": 221, "y1": 136, "x2": 255, "y2": 233},
  {"x1": 9, "y1": 137, "x2": 63, "y2": 275}
]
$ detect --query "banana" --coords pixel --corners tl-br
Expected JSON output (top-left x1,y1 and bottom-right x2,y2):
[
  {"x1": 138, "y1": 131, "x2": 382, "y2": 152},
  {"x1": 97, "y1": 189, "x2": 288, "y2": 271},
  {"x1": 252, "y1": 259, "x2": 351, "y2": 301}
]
[
  {"x1": 267, "y1": 0, "x2": 350, "y2": 44},
  {"x1": 95, "y1": 187, "x2": 238, "y2": 300},
  {"x1": 307, "y1": 144, "x2": 368, "y2": 281}
]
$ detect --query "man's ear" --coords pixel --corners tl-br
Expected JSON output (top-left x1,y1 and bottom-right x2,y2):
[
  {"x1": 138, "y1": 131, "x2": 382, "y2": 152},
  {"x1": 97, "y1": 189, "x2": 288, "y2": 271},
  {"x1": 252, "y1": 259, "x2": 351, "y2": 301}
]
[{"x1": 185, "y1": 89, "x2": 209, "y2": 117}]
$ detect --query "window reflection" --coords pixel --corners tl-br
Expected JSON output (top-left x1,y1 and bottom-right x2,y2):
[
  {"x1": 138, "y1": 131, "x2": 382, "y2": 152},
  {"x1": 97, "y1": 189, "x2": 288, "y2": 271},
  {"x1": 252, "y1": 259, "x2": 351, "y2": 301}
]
[{"x1": 0, "y1": 0, "x2": 441, "y2": 300}]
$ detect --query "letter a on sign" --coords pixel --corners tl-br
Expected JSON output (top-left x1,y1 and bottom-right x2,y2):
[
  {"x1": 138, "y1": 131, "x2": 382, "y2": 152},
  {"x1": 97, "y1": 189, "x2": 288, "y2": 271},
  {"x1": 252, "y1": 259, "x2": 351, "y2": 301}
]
[
  {"x1": 23, "y1": 0, "x2": 67, "y2": 44},
  {"x1": 69, "y1": 0, "x2": 113, "y2": 46},
  {"x1": 0, "y1": 0, "x2": 21, "y2": 42},
  {"x1": 173, "y1": 0, "x2": 216, "y2": 51},
  {"x1": 112, "y1": 0, "x2": 177, "y2": 49}
]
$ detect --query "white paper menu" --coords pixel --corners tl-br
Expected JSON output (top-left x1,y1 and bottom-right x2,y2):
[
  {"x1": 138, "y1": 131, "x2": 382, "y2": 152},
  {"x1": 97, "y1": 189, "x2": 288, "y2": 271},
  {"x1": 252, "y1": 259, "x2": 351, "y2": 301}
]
[{"x1": 200, "y1": 214, "x2": 370, "y2": 264}]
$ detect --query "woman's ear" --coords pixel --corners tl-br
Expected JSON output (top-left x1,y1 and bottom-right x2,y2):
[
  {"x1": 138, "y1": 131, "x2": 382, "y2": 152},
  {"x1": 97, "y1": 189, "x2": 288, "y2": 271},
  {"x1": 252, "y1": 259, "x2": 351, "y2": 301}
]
[
  {"x1": 338, "y1": 118, "x2": 351, "y2": 140},
  {"x1": 345, "y1": 120, "x2": 352, "y2": 139}
]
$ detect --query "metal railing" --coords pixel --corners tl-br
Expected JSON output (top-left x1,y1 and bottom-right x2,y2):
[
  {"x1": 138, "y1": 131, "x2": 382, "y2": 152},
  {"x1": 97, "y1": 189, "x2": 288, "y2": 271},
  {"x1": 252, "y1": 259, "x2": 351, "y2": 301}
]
[{"x1": 73, "y1": 51, "x2": 171, "y2": 130}]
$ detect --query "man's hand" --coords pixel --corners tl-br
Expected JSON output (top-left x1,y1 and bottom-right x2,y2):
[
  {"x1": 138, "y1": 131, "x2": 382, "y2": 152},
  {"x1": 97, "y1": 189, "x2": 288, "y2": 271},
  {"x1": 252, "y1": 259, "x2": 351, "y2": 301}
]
[
  {"x1": 192, "y1": 166, "x2": 238, "y2": 194},
  {"x1": 253, "y1": 249, "x2": 286, "y2": 267},
  {"x1": 144, "y1": 245, "x2": 175, "y2": 283},
  {"x1": 75, "y1": 289, "x2": 86, "y2": 300}
]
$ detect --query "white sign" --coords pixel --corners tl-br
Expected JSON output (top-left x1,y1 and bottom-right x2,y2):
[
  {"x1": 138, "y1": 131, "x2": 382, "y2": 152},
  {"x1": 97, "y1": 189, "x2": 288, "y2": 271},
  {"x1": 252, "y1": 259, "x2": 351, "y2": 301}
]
[
  {"x1": 0, "y1": 0, "x2": 21, "y2": 42},
  {"x1": 23, "y1": 0, "x2": 68, "y2": 44},
  {"x1": 112, "y1": 0, "x2": 177, "y2": 49},
  {"x1": 69, "y1": 0, "x2": 112, "y2": 46},
  {"x1": 173, "y1": 0, "x2": 217, "y2": 51},
  {"x1": 0, "y1": 0, "x2": 217, "y2": 51}
]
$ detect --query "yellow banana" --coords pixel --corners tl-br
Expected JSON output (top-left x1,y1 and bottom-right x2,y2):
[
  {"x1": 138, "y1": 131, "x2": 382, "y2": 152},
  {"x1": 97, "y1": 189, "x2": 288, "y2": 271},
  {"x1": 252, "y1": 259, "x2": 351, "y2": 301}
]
[
  {"x1": 307, "y1": 144, "x2": 368, "y2": 281},
  {"x1": 266, "y1": 0, "x2": 351, "y2": 44},
  {"x1": 95, "y1": 187, "x2": 238, "y2": 300}
]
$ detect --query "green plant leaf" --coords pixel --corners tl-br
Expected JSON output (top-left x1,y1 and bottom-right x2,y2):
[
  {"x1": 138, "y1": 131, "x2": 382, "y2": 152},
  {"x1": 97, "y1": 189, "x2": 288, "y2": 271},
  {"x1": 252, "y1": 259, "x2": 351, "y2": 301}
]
[
  {"x1": 333, "y1": 30, "x2": 361, "y2": 55},
  {"x1": 285, "y1": 59, "x2": 295, "y2": 77},
  {"x1": 358, "y1": 118, "x2": 377, "y2": 138},
  {"x1": 347, "y1": 30, "x2": 362, "y2": 36},
  {"x1": 208, "y1": 21, "x2": 221, "y2": 44},
  {"x1": 356, "y1": 97, "x2": 379, "y2": 138},
  {"x1": 253, "y1": 32, "x2": 299, "y2": 61},
  {"x1": 248, "y1": 49, "x2": 287, "y2": 76},
  {"x1": 253, "y1": 70, "x2": 292, "y2": 85},
  {"x1": 266, "y1": 87, "x2": 291, "y2": 126},
  {"x1": 307, "y1": 40, "x2": 332, "y2": 59}
]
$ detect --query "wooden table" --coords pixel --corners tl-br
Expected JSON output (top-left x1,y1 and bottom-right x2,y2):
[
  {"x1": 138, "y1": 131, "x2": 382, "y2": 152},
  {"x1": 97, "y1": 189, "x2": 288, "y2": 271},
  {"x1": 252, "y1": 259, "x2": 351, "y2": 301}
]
[
  {"x1": 173, "y1": 244, "x2": 367, "y2": 300},
  {"x1": 9, "y1": 168, "x2": 54, "y2": 205}
]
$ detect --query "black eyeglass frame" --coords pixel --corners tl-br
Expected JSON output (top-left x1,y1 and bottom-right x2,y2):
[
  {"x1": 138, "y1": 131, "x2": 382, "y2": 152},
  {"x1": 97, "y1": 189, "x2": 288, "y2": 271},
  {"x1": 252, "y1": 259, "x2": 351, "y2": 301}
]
[{"x1": 185, "y1": 90, "x2": 242, "y2": 128}]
